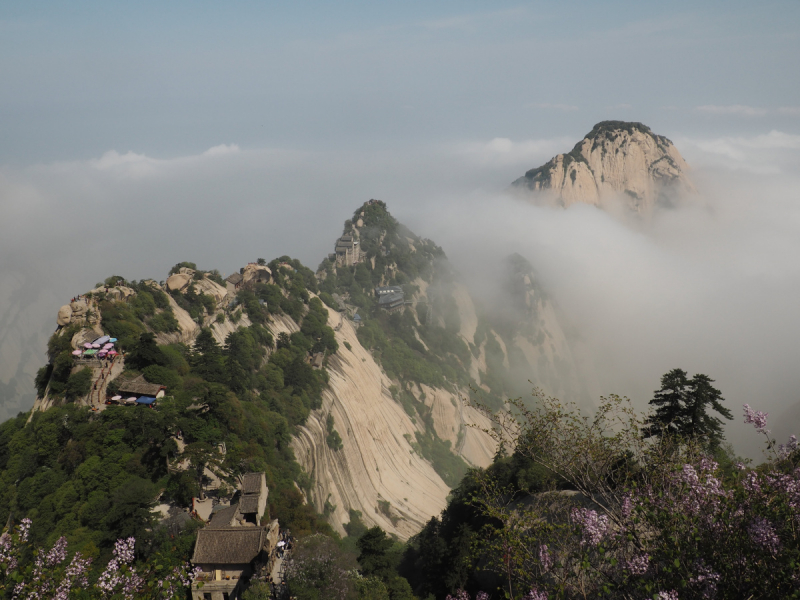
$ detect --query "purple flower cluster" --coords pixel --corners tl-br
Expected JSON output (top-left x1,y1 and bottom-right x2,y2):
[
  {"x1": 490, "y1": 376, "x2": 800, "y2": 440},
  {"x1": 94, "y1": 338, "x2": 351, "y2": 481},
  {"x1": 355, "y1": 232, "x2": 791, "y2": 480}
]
[
  {"x1": 688, "y1": 559, "x2": 720, "y2": 599},
  {"x1": 662, "y1": 459, "x2": 729, "y2": 518},
  {"x1": 96, "y1": 537, "x2": 143, "y2": 600},
  {"x1": 571, "y1": 508, "x2": 609, "y2": 546},
  {"x1": 620, "y1": 494, "x2": 633, "y2": 519},
  {"x1": 624, "y1": 553, "x2": 650, "y2": 576},
  {"x1": 748, "y1": 516, "x2": 781, "y2": 555},
  {"x1": 657, "y1": 591, "x2": 679, "y2": 600},
  {"x1": 18, "y1": 518, "x2": 31, "y2": 543},
  {"x1": 778, "y1": 434, "x2": 798, "y2": 460},
  {"x1": 538, "y1": 544, "x2": 553, "y2": 572},
  {"x1": 743, "y1": 404, "x2": 769, "y2": 433},
  {"x1": 522, "y1": 589, "x2": 548, "y2": 600},
  {"x1": 445, "y1": 591, "x2": 490, "y2": 600}
]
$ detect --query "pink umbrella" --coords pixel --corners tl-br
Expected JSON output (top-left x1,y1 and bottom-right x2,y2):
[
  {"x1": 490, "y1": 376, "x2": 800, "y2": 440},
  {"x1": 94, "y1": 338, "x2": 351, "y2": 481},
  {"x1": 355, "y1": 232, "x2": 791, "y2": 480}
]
[
  {"x1": 108, "y1": 350, "x2": 118, "y2": 356},
  {"x1": 98, "y1": 351, "x2": 107, "y2": 357},
  {"x1": 83, "y1": 343, "x2": 93, "y2": 349},
  {"x1": 91, "y1": 343, "x2": 101, "y2": 349},
  {"x1": 72, "y1": 350, "x2": 82, "y2": 356},
  {"x1": 103, "y1": 343, "x2": 113, "y2": 349},
  {"x1": 111, "y1": 395, "x2": 122, "y2": 401}
]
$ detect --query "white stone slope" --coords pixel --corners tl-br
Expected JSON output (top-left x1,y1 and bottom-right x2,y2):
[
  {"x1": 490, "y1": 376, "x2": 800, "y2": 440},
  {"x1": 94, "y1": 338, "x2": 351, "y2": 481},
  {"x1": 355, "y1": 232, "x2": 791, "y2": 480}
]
[
  {"x1": 291, "y1": 302, "x2": 496, "y2": 540},
  {"x1": 512, "y1": 123, "x2": 694, "y2": 213}
]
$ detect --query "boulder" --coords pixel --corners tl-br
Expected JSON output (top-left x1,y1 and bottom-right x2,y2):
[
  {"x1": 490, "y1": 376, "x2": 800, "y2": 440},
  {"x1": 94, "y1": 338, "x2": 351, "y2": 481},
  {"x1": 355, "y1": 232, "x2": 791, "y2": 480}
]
[
  {"x1": 70, "y1": 300, "x2": 88, "y2": 317},
  {"x1": 166, "y1": 273, "x2": 191, "y2": 292},
  {"x1": 57, "y1": 305, "x2": 72, "y2": 326}
]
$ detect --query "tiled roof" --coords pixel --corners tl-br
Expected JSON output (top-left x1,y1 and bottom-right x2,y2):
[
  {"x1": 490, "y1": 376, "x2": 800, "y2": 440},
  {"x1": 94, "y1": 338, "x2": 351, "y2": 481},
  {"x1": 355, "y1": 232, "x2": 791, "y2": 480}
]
[{"x1": 192, "y1": 527, "x2": 266, "y2": 564}]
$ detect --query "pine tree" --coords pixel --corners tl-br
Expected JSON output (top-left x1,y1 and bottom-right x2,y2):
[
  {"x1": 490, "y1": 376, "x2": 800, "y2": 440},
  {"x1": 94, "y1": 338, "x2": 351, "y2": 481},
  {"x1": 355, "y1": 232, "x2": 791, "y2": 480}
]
[
  {"x1": 642, "y1": 368, "x2": 690, "y2": 439},
  {"x1": 684, "y1": 373, "x2": 733, "y2": 450},
  {"x1": 643, "y1": 368, "x2": 733, "y2": 449}
]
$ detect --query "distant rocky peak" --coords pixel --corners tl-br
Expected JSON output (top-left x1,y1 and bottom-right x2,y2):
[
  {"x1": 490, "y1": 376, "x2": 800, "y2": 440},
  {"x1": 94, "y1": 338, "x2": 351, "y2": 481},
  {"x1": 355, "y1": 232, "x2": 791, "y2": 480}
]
[{"x1": 511, "y1": 121, "x2": 694, "y2": 213}]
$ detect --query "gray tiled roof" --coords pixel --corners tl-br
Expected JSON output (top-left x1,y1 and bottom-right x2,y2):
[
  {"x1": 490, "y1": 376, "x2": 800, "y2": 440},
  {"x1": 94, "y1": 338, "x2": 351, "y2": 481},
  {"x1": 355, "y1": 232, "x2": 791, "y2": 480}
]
[{"x1": 192, "y1": 527, "x2": 266, "y2": 564}]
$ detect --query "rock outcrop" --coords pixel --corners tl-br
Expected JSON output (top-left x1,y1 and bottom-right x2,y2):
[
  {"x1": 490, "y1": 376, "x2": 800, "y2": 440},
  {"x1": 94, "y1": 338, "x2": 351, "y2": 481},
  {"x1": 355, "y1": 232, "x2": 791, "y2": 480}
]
[
  {"x1": 292, "y1": 306, "x2": 455, "y2": 538},
  {"x1": 511, "y1": 121, "x2": 694, "y2": 213}
]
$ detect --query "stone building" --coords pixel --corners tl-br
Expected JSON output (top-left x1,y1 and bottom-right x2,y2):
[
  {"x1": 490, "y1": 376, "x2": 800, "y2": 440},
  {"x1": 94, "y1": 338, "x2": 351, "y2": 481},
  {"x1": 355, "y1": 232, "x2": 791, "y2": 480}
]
[
  {"x1": 190, "y1": 526, "x2": 272, "y2": 600},
  {"x1": 374, "y1": 286, "x2": 405, "y2": 312},
  {"x1": 225, "y1": 273, "x2": 243, "y2": 293},
  {"x1": 334, "y1": 234, "x2": 362, "y2": 267},
  {"x1": 190, "y1": 472, "x2": 278, "y2": 600}
]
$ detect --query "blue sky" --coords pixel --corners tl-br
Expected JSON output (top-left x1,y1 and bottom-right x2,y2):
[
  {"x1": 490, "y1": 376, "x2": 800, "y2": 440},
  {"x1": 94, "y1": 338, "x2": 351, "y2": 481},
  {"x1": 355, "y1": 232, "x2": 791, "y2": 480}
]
[{"x1": 1, "y1": 1, "x2": 798, "y2": 162}]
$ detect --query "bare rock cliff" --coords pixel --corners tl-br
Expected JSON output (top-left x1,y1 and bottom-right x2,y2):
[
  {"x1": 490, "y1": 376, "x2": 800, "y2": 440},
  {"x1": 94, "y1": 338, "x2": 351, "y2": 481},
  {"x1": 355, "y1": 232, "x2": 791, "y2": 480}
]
[{"x1": 511, "y1": 121, "x2": 694, "y2": 212}]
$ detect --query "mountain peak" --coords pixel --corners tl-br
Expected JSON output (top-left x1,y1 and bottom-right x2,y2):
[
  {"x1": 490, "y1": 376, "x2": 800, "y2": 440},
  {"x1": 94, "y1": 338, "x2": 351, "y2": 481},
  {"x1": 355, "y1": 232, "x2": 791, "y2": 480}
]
[{"x1": 511, "y1": 121, "x2": 693, "y2": 212}]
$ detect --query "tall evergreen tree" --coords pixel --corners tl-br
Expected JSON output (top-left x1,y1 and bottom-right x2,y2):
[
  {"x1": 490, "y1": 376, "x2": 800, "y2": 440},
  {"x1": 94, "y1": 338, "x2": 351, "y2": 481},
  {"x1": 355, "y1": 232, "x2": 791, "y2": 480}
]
[
  {"x1": 684, "y1": 373, "x2": 733, "y2": 449},
  {"x1": 642, "y1": 368, "x2": 690, "y2": 439},
  {"x1": 643, "y1": 368, "x2": 733, "y2": 449}
]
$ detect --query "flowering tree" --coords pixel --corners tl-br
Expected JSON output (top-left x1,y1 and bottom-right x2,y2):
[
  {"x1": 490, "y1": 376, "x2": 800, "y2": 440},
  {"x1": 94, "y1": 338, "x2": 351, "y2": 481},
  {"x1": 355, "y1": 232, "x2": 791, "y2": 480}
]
[
  {"x1": 0, "y1": 521, "x2": 198, "y2": 599},
  {"x1": 468, "y1": 391, "x2": 800, "y2": 599}
]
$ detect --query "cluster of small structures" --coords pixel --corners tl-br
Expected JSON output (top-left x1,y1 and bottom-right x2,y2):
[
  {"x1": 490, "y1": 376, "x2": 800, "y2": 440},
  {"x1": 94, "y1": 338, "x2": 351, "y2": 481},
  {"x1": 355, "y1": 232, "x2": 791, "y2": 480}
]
[
  {"x1": 374, "y1": 285, "x2": 405, "y2": 312},
  {"x1": 188, "y1": 472, "x2": 289, "y2": 600},
  {"x1": 107, "y1": 374, "x2": 166, "y2": 407},
  {"x1": 224, "y1": 263, "x2": 273, "y2": 294}
]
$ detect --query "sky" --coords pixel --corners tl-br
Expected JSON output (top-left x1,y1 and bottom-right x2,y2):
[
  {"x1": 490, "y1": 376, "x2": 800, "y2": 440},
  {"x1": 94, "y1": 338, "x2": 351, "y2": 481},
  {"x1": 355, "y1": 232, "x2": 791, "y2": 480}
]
[{"x1": 1, "y1": 1, "x2": 799, "y2": 457}]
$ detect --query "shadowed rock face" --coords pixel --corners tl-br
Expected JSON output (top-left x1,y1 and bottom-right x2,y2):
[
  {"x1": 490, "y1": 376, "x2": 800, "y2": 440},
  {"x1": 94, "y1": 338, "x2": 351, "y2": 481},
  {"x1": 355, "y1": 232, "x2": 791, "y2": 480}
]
[{"x1": 511, "y1": 121, "x2": 694, "y2": 212}]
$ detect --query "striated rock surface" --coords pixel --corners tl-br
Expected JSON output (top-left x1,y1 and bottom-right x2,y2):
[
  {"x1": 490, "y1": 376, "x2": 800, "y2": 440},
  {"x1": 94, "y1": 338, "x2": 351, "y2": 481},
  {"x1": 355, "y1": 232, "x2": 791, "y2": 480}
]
[
  {"x1": 511, "y1": 121, "x2": 694, "y2": 213},
  {"x1": 292, "y1": 303, "x2": 470, "y2": 539}
]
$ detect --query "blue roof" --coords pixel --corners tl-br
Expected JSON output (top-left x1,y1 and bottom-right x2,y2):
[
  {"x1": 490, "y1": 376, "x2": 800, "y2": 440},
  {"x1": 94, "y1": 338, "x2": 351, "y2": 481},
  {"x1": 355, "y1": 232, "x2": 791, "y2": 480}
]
[
  {"x1": 353, "y1": 314, "x2": 362, "y2": 321},
  {"x1": 136, "y1": 396, "x2": 156, "y2": 405}
]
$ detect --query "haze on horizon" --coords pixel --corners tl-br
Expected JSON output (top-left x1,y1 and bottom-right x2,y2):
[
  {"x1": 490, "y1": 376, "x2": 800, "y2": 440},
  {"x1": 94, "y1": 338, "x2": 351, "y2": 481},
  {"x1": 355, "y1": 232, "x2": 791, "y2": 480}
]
[{"x1": 1, "y1": 1, "x2": 800, "y2": 459}]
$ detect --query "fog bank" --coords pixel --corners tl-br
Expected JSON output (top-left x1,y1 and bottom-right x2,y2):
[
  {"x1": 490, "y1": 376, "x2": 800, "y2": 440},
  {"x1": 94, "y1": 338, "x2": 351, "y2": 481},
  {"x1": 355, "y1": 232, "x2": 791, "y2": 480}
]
[{"x1": 2, "y1": 131, "x2": 799, "y2": 459}]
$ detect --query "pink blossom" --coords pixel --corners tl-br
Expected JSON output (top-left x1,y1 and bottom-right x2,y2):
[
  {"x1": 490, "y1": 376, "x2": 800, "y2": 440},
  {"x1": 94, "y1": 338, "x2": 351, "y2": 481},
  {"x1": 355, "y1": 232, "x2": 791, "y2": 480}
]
[
  {"x1": 522, "y1": 589, "x2": 548, "y2": 600},
  {"x1": 657, "y1": 592, "x2": 679, "y2": 600}
]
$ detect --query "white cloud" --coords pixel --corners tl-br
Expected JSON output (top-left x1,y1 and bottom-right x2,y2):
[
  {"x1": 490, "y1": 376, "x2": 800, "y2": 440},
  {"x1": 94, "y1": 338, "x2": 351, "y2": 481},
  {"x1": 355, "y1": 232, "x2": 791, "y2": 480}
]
[
  {"x1": 59, "y1": 144, "x2": 244, "y2": 179},
  {"x1": 530, "y1": 103, "x2": 579, "y2": 112},
  {"x1": 675, "y1": 130, "x2": 800, "y2": 173},
  {"x1": 695, "y1": 104, "x2": 769, "y2": 117},
  {"x1": 778, "y1": 106, "x2": 800, "y2": 116},
  {"x1": 202, "y1": 143, "x2": 241, "y2": 157}
]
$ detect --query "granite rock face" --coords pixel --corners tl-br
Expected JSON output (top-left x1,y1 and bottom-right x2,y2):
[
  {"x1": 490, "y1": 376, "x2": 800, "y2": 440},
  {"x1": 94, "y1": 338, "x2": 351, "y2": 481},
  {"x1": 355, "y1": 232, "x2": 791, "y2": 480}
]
[{"x1": 511, "y1": 121, "x2": 694, "y2": 212}]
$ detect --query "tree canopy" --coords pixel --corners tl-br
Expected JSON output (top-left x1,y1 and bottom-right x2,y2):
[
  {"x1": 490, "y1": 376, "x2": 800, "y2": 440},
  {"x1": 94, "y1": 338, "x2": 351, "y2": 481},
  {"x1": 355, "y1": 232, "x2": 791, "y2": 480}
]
[{"x1": 643, "y1": 368, "x2": 733, "y2": 449}]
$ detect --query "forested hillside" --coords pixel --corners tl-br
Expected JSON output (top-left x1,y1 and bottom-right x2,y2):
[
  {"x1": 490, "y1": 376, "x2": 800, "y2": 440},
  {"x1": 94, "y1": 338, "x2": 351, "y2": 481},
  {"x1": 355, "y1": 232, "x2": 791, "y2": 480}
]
[{"x1": 1, "y1": 257, "x2": 338, "y2": 579}]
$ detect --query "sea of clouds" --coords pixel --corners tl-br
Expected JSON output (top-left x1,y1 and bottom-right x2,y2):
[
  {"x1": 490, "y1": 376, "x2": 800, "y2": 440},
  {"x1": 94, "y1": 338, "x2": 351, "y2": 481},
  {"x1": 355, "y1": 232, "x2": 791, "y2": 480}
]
[{"x1": 2, "y1": 130, "x2": 799, "y2": 459}]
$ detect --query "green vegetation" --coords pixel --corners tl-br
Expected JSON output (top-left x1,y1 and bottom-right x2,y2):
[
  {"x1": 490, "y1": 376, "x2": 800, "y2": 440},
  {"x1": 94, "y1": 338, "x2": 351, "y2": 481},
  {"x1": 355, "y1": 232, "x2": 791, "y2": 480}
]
[
  {"x1": 326, "y1": 413, "x2": 343, "y2": 451},
  {"x1": 643, "y1": 368, "x2": 733, "y2": 450},
  {"x1": 317, "y1": 201, "x2": 503, "y2": 488},
  {"x1": 8, "y1": 256, "x2": 343, "y2": 582}
]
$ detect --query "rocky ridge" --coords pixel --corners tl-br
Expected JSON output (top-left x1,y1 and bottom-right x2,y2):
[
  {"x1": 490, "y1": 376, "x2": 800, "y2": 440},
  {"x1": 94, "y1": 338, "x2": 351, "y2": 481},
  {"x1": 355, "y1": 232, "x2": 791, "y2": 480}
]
[
  {"x1": 511, "y1": 121, "x2": 694, "y2": 212},
  {"x1": 29, "y1": 203, "x2": 580, "y2": 540}
]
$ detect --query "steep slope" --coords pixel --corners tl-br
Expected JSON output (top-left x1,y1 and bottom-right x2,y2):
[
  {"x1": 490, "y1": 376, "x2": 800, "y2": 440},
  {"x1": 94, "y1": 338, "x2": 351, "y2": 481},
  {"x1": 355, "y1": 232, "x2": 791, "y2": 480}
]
[
  {"x1": 291, "y1": 201, "x2": 581, "y2": 536},
  {"x1": 22, "y1": 202, "x2": 580, "y2": 543},
  {"x1": 511, "y1": 121, "x2": 694, "y2": 212}
]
